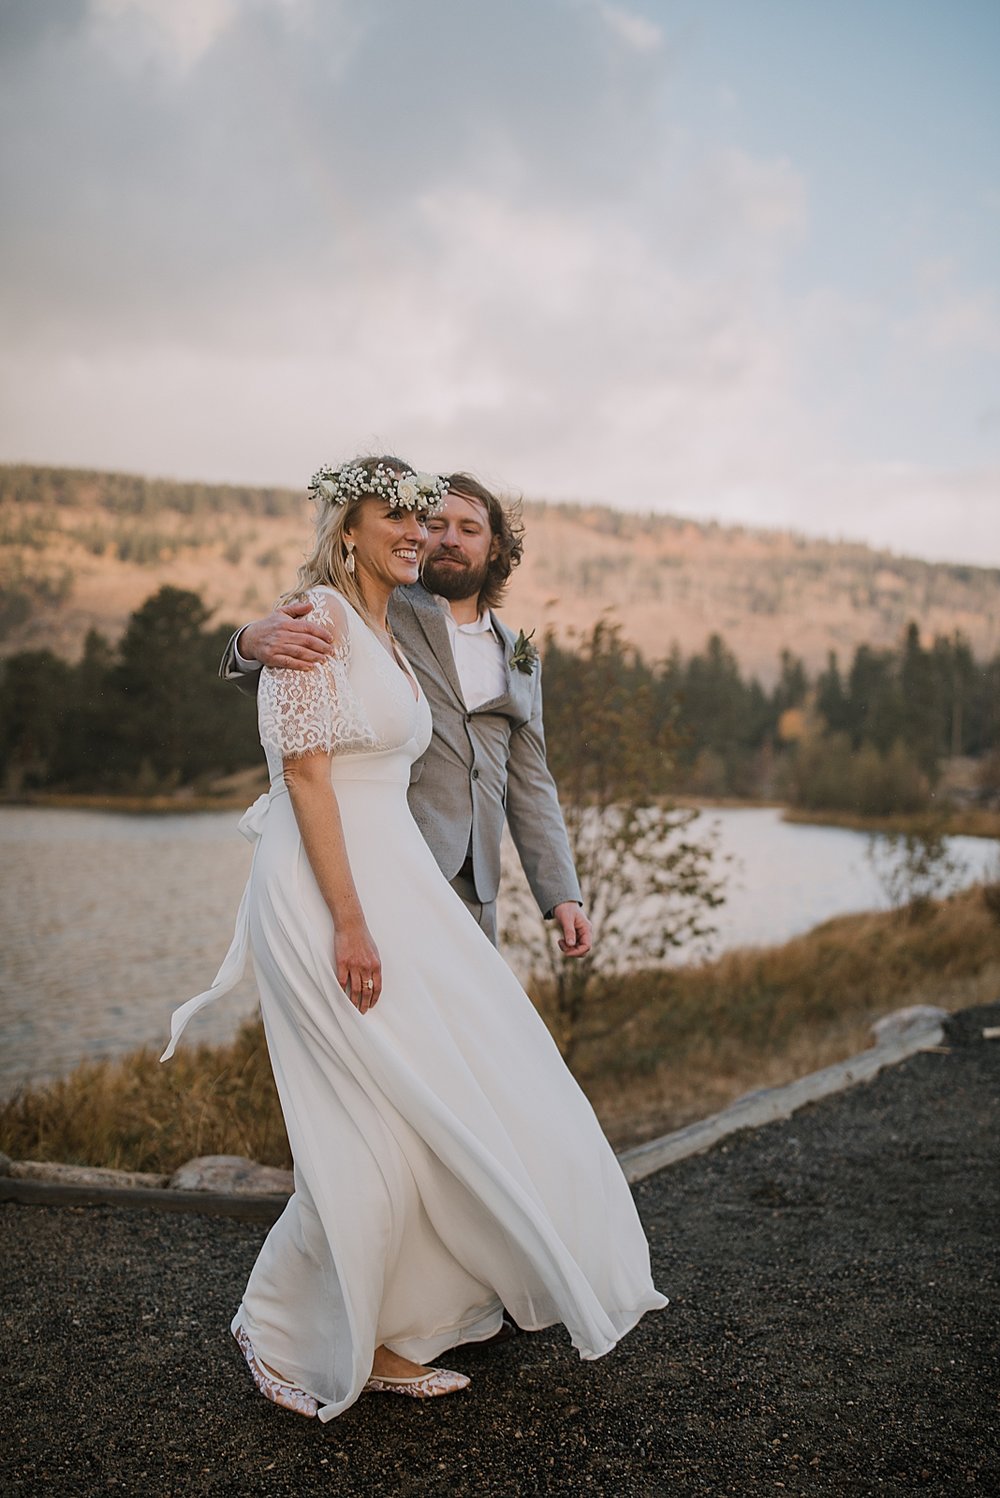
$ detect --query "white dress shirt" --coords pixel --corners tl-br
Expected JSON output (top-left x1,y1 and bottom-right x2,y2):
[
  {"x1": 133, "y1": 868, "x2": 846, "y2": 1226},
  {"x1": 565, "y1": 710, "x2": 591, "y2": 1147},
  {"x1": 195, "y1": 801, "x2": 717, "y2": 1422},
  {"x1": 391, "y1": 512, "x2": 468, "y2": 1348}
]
[
  {"x1": 233, "y1": 631, "x2": 262, "y2": 674},
  {"x1": 434, "y1": 595, "x2": 506, "y2": 710}
]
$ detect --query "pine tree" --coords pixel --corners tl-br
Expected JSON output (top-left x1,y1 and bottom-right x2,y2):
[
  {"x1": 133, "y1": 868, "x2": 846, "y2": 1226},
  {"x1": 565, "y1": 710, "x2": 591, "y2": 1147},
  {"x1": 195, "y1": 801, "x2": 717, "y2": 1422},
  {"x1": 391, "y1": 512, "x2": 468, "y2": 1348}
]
[
  {"x1": 899, "y1": 622, "x2": 940, "y2": 776},
  {"x1": 816, "y1": 651, "x2": 850, "y2": 734}
]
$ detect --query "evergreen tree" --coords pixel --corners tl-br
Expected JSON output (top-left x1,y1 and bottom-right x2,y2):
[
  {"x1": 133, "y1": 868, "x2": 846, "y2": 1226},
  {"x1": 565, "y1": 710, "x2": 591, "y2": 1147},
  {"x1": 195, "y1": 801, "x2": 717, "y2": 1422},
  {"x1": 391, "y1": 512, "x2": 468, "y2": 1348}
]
[
  {"x1": 0, "y1": 650, "x2": 75, "y2": 789},
  {"x1": 682, "y1": 635, "x2": 750, "y2": 757},
  {"x1": 930, "y1": 631, "x2": 977, "y2": 758},
  {"x1": 109, "y1": 587, "x2": 258, "y2": 787},
  {"x1": 966, "y1": 651, "x2": 1000, "y2": 758},
  {"x1": 816, "y1": 651, "x2": 850, "y2": 735},
  {"x1": 772, "y1": 648, "x2": 808, "y2": 716},
  {"x1": 51, "y1": 629, "x2": 118, "y2": 786},
  {"x1": 845, "y1": 644, "x2": 902, "y2": 751},
  {"x1": 899, "y1": 622, "x2": 940, "y2": 776}
]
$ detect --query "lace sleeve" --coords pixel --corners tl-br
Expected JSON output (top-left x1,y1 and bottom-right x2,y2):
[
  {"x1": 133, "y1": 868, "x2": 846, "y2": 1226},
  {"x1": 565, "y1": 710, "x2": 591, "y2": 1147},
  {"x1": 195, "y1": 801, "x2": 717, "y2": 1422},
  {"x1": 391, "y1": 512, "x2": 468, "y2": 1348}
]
[{"x1": 257, "y1": 590, "x2": 380, "y2": 759}]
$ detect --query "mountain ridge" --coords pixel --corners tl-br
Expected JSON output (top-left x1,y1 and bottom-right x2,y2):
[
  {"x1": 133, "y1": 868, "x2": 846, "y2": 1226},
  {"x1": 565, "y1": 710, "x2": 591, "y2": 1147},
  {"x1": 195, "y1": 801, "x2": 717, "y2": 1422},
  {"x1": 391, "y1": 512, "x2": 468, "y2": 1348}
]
[{"x1": 2, "y1": 463, "x2": 998, "y2": 683}]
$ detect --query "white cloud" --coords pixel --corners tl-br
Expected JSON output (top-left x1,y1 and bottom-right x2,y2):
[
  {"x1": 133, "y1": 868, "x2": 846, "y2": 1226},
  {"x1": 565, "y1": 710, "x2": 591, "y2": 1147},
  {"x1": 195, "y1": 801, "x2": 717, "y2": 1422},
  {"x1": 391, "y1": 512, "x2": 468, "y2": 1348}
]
[
  {"x1": 595, "y1": 3, "x2": 663, "y2": 53},
  {"x1": 1, "y1": 0, "x2": 997, "y2": 567},
  {"x1": 0, "y1": 147, "x2": 823, "y2": 514},
  {"x1": 90, "y1": 0, "x2": 240, "y2": 71}
]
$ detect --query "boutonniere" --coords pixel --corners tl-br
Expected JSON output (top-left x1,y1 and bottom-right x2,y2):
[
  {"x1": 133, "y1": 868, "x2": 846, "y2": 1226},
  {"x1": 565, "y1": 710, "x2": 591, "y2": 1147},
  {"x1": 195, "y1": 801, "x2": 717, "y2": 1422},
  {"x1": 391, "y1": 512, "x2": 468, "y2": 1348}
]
[{"x1": 510, "y1": 628, "x2": 539, "y2": 675}]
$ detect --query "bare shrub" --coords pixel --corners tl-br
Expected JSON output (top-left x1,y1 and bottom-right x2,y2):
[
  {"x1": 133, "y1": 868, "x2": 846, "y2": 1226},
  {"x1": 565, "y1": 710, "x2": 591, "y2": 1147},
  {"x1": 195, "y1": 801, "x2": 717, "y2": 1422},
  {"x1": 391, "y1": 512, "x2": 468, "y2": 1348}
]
[{"x1": 867, "y1": 819, "x2": 966, "y2": 922}]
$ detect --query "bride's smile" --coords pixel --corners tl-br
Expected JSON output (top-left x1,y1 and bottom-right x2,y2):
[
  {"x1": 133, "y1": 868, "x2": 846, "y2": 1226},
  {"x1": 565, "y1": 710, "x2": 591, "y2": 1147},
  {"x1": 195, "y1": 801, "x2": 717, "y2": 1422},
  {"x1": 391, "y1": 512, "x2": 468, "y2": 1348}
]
[{"x1": 346, "y1": 501, "x2": 428, "y2": 597}]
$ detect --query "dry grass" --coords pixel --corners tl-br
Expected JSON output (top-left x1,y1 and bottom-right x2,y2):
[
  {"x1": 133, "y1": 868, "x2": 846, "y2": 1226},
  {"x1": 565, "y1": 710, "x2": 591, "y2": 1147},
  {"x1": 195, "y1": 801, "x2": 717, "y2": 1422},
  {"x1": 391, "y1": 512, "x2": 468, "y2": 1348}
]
[
  {"x1": 2, "y1": 886, "x2": 998, "y2": 1171},
  {"x1": 569, "y1": 883, "x2": 1000, "y2": 1146},
  {"x1": 0, "y1": 1024, "x2": 291, "y2": 1174}
]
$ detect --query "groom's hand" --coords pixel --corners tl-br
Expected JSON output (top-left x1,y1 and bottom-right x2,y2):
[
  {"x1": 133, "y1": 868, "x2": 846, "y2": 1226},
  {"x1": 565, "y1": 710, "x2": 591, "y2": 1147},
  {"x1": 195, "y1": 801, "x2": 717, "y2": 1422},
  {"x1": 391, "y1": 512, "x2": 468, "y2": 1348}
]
[
  {"x1": 553, "y1": 902, "x2": 593, "y2": 960},
  {"x1": 237, "y1": 602, "x2": 334, "y2": 670}
]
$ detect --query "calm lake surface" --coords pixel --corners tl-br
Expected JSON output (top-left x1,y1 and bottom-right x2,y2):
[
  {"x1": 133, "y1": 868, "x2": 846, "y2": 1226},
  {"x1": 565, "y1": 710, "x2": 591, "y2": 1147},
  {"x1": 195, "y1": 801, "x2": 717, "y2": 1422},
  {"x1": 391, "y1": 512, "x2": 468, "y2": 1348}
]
[{"x1": 1, "y1": 805, "x2": 995, "y2": 1096}]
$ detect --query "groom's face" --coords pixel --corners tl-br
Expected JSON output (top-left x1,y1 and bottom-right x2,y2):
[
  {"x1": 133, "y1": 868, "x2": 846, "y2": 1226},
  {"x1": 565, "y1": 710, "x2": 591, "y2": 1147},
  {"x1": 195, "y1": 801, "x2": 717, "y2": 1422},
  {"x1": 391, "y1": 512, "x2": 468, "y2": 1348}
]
[{"x1": 422, "y1": 493, "x2": 498, "y2": 604}]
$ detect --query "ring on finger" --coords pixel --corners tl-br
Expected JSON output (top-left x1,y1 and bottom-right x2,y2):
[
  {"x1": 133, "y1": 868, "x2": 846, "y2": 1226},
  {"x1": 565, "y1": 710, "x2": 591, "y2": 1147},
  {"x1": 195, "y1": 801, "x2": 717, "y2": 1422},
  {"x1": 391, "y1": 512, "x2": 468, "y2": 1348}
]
[{"x1": 364, "y1": 978, "x2": 374, "y2": 989}]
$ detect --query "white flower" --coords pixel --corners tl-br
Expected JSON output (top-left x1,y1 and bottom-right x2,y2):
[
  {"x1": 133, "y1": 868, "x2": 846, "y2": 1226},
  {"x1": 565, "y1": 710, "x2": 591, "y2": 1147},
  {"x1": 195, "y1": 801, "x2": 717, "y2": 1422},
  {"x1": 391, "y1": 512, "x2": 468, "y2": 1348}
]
[{"x1": 308, "y1": 460, "x2": 445, "y2": 511}]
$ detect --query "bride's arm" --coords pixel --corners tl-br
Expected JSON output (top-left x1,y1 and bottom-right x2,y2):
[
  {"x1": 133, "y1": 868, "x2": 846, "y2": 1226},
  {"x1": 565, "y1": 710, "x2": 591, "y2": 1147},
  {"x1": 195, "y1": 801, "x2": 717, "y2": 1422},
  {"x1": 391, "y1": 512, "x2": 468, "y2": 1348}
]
[
  {"x1": 282, "y1": 749, "x2": 382, "y2": 1013},
  {"x1": 258, "y1": 590, "x2": 381, "y2": 1013}
]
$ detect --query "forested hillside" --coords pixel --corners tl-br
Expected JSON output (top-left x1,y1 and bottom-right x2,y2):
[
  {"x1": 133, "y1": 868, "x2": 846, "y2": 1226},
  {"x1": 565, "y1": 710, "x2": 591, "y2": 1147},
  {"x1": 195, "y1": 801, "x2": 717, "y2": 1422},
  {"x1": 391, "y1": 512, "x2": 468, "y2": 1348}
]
[
  {"x1": 2, "y1": 464, "x2": 999, "y2": 683},
  {"x1": 3, "y1": 582, "x2": 998, "y2": 813}
]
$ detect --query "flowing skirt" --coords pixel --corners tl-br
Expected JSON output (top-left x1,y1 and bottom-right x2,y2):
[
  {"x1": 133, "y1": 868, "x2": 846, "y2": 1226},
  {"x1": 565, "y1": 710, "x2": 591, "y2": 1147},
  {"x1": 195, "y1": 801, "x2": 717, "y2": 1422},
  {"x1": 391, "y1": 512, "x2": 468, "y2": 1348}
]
[{"x1": 185, "y1": 764, "x2": 666, "y2": 1421}]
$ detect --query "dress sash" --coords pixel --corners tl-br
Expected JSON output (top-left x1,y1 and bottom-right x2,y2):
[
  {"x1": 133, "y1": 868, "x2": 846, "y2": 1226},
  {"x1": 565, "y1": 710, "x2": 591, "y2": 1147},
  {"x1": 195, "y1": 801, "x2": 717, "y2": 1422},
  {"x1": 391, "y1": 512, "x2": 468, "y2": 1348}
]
[{"x1": 159, "y1": 791, "x2": 275, "y2": 1062}]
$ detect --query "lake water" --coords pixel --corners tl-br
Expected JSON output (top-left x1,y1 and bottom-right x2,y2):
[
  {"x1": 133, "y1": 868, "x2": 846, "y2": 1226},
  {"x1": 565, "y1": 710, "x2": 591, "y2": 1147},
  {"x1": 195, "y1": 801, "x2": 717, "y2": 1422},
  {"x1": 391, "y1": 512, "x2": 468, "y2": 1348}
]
[{"x1": 1, "y1": 805, "x2": 995, "y2": 1096}]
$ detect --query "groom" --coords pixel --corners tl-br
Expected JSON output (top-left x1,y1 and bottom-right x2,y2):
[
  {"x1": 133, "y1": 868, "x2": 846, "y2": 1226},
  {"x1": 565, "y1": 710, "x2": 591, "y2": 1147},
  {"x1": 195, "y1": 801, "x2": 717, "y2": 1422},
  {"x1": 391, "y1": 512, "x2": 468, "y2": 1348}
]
[{"x1": 223, "y1": 473, "x2": 592, "y2": 958}]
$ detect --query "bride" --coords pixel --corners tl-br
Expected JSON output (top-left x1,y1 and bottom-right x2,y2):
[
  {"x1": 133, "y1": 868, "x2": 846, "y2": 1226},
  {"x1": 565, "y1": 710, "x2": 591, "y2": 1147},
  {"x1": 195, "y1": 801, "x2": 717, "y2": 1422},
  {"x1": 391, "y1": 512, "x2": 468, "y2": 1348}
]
[{"x1": 162, "y1": 455, "x2": 667, "y2": 1421}]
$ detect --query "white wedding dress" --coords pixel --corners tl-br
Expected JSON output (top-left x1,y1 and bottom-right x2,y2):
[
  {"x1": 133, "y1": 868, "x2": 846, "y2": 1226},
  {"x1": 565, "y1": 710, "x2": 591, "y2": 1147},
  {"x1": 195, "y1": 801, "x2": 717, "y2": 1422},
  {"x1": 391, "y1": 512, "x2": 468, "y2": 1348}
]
[{"x1": 163, "y1": 586, "x2": 666, "y2": 1421}]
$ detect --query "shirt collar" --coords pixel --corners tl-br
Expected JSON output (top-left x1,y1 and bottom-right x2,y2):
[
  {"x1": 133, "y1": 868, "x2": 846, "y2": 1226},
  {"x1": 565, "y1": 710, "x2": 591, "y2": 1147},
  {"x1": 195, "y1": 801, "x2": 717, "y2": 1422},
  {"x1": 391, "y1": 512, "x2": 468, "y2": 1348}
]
[{"x1": 432, "y1": 594, "x2": 494, "y2": 634}]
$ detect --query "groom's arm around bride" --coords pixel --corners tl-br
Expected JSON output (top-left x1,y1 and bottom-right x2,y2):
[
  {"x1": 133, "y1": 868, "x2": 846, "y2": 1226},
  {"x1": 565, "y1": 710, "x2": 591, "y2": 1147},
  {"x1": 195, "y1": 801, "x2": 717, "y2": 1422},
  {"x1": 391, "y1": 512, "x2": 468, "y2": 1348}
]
[{"x1": 223, "y1": 473, "x2": 592, "y2": 957}]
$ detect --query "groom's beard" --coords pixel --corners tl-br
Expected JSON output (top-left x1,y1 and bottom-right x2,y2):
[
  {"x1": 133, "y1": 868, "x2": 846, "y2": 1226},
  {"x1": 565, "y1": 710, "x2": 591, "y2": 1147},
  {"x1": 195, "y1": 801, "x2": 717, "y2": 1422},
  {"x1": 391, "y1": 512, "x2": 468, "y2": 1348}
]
[{"x1": 421, "y1": 548, "x2": 491, "y2": 603}]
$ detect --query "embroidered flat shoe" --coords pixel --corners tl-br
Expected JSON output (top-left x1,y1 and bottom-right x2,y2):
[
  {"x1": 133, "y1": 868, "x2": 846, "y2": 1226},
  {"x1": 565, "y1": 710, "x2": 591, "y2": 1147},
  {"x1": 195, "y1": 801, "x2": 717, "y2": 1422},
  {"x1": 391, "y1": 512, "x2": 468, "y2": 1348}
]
[
  {"x1": 362, "y1": 1367, "x2": 471, "y2": 1399},
  {"x1": 233, "y1": 1324, "x2": 319, "y2": 1417}
]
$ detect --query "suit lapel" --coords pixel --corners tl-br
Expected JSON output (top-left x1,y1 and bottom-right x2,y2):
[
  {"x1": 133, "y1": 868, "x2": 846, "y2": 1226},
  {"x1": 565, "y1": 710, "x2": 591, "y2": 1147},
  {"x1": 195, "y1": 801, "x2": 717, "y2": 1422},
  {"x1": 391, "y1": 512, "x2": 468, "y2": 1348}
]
[
  {"x1": 471, "y1": 614, "x2": 527, "y2": 716},
  {"x1": 396, "y1": 586, "x2": 534, "y2": 717},
  {"x1": 398, "y1": 585, "x2": 467, "y2": 707}
]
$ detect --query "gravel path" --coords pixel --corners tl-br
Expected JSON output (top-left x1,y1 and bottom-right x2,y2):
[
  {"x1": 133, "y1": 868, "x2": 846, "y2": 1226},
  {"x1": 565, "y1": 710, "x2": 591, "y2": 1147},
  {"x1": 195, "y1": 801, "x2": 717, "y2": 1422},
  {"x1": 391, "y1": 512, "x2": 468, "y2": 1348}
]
[{"x1": 3, "y1": 1002, "x2": 998, "y2": 1497}]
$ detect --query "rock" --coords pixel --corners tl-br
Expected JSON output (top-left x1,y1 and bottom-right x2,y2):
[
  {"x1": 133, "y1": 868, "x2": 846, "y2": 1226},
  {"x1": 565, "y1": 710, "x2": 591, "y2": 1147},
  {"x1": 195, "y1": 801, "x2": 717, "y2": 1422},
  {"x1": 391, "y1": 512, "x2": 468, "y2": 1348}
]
[
  {"x1": 0, "y1": 1152, "x2": 11, "y2": 1177},
  {"x1": 871, "y1": 1005, "x2": 948, "y2": 1047},
  {"x1": 169, "y1": 1154, "x2": 293, "y2": 1196},
  {"x1": 8, "y1": 1160, "x2": 169, "y2": 1189}
]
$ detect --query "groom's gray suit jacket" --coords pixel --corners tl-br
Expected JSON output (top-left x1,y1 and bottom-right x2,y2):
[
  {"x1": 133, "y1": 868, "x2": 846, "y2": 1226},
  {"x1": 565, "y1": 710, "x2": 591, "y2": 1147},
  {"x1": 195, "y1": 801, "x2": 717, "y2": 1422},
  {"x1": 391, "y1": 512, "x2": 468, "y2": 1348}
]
[{"x1": 222, "y1": 582, "x2": 581, "y2": 917}]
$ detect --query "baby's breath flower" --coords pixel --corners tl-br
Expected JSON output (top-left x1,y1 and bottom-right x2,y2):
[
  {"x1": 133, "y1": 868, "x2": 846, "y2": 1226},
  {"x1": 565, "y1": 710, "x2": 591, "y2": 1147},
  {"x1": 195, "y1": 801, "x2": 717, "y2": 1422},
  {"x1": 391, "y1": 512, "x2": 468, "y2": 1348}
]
[{"x1": 307, "y1": 462, "x2": 447, "y2": 514}]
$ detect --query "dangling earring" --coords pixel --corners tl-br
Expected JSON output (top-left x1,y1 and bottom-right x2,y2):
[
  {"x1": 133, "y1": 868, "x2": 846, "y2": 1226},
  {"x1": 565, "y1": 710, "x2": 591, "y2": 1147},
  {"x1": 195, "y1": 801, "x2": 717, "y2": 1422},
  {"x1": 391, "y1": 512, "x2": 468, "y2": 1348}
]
[{"x1": 345, "y1": 541, "x2": 356, "y2": 576}]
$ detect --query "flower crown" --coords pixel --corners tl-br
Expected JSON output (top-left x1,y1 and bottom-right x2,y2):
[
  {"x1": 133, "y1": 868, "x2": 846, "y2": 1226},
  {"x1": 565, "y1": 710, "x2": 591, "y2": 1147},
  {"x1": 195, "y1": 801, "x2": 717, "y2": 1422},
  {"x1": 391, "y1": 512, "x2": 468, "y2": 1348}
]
[{"x1": 308, "y1": 462, "x2": 448, "y2": 513}]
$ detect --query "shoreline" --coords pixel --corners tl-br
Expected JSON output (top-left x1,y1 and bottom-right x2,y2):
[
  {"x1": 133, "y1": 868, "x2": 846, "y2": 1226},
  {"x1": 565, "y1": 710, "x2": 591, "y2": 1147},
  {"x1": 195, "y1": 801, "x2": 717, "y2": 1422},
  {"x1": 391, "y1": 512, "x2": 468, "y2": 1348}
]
[
  {"x1": 4, "y1": 883, "x2": 998, "y2": 1169},
  {"x1": 0, "y1": 789, "x2": 264, "y2": 815},
  {"x1": 780, "y1": 803, "x2": 1000, "y2": 840},
  {"x1": 5, "y1": 789, "x2": 999, "y2": 838}
]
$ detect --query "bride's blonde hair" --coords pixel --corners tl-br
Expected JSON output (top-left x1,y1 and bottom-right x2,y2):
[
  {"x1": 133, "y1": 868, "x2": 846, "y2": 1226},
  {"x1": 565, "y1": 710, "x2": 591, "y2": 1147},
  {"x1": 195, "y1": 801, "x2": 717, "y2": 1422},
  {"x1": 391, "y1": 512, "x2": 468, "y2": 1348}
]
[{"x1": 280, "y1": 454, "x2": 414, "y2": 627}]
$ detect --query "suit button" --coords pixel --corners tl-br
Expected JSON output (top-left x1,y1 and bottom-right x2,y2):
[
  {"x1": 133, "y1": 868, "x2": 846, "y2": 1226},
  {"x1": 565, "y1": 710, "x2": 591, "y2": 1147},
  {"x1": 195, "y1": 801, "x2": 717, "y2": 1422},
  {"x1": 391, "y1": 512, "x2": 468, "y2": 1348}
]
[{"x1": 471, "y1": 768, "x2": 479, "y2": 780}]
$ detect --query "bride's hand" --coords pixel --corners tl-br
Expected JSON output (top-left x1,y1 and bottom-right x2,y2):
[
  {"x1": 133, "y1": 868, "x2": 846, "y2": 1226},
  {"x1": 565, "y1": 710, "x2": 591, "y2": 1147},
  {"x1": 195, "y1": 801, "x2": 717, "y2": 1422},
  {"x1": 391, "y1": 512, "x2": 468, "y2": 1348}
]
[{"x1": 335, "y1": 923, "x2": 382, "y2": 1013}]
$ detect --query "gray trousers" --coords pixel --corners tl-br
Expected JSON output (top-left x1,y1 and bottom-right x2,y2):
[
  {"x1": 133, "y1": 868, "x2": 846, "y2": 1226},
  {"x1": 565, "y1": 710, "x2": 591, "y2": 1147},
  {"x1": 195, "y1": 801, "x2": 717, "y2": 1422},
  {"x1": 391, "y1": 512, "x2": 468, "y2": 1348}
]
[{"x1": 449, "y1": 869, "x2": 498, "y2": 947}]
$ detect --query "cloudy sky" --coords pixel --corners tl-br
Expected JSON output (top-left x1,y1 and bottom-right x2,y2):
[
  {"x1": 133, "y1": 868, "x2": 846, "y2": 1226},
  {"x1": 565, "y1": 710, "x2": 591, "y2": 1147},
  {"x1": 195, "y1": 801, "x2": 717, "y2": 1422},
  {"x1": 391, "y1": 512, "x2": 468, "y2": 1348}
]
[{"x1": 1, "y1": 0, "x2": 998, "y2": 562}]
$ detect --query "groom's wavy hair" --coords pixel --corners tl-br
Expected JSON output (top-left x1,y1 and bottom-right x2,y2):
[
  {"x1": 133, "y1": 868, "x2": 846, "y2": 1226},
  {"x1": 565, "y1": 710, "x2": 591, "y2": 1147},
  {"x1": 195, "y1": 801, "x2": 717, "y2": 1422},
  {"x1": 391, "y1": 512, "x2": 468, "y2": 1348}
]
[
  {"x1": 281, "y1": 453, "x2": 414, "y2": 629},
  {"x1": 444, "y1": 473, "x2": 525, "y2": 611}
]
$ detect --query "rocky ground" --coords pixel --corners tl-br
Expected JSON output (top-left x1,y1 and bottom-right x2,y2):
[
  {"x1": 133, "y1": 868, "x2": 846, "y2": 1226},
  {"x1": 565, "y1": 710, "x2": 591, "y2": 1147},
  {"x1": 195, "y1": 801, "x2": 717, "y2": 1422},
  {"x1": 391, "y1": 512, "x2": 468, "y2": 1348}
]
[{"x1": 2, "y1": 1002, "x2": 998, "y2": 1497}]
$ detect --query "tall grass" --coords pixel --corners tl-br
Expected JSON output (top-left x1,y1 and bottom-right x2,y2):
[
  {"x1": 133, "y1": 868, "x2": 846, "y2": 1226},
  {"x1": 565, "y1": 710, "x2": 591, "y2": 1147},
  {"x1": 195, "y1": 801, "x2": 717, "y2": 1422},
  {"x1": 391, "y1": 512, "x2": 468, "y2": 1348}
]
[
  {"x1": 2, "y1": 886, "x2": 997, "y2": 1170},
  {"x1": 0, "y1": 1024, "x2": 290, "y2": 1174},
  {"x1": 570, "y1": 882, "x2": 1000, "y2": 1143}
]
